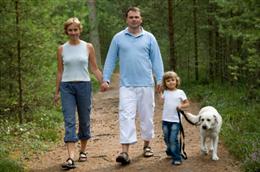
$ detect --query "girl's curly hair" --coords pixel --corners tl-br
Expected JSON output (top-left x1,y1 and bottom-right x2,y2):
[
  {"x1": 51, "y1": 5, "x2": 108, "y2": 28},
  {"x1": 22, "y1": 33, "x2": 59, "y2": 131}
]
[{"x1": 162, "y1": 71, "x2": 181, "y2": 90}]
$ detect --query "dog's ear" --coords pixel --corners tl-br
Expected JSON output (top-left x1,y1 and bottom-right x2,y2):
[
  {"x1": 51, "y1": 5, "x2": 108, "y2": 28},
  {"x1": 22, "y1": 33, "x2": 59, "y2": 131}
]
[
  {"x1": 211, "y1": 115, "x2": 218, "y2": 127},
  {"x1": 197, "y1": 116, "x2": 202, "y2": 125},
  {"x1": 214, "y1": 115, "x2": 218, "y2": 124}
]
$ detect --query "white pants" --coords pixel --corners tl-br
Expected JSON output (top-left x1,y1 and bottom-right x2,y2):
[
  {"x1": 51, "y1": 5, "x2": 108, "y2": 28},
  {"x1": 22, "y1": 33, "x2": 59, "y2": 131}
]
[{"x1": 119, "y1": 86, "x2": 155, "y2": 144}]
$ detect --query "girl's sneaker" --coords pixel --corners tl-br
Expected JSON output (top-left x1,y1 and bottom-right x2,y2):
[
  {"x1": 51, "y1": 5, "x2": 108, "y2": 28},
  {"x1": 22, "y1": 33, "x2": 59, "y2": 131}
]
[{"x1": 173, "y1": 161, "x2": 182, "y2": 166}]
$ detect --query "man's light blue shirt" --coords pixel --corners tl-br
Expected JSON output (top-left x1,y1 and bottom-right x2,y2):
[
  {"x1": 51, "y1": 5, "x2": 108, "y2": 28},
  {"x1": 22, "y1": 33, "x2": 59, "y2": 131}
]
[{"x1": 103, "y1": 27, "x2": 164, "y2": 87}]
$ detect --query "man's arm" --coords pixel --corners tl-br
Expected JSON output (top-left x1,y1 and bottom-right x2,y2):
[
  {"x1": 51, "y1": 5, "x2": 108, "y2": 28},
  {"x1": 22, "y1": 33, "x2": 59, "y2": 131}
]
[
  {"x1": 150, "y1": 34, "x2": 164, "y2": 90},
  {"x1": 101, "y1": 36, "x2": 119, "y2": 91}
]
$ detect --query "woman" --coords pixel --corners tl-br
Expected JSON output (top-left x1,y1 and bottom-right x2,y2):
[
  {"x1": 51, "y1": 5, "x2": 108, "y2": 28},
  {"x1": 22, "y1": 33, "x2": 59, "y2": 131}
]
[{"x1": 54, "y1": 17, "x2": 102, "y2": 170}]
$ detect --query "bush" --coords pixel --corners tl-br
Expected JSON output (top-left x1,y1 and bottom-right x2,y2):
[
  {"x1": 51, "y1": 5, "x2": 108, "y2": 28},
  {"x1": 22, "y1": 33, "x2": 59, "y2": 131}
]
[
  {"x1": 39, "y1": 129, "x2": 60, "y2": 142},
  {"x1": 0, "y1": 146, "x2": 8, "y2": 159},
  {"x1": 0, "y1": 158, "x2": 24, "y2": 172},
  {"x1": 0, "y1": 106, "x2": 64, "y2": 166}
]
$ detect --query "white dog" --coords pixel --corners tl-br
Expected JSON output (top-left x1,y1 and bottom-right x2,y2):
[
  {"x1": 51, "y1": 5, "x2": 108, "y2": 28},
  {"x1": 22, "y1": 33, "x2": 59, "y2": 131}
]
[{"x1": 184, "y1": 106, "x2": 222, "y2": 160}]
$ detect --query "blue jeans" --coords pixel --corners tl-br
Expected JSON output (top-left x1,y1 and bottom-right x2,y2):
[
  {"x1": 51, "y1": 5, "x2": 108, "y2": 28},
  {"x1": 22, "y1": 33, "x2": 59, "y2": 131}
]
[
  {"x1": 162, "y1": 121, "x2": 181, "y2": 162},
  {"x1": 60, "y1": 81, "x2": 92, "y2": 142}
]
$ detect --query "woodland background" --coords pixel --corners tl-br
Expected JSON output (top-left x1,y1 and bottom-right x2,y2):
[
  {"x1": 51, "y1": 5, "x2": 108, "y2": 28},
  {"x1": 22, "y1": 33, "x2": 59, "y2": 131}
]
[{"x1": 0, "y1": 0, "x2": 259, "y2": 171}]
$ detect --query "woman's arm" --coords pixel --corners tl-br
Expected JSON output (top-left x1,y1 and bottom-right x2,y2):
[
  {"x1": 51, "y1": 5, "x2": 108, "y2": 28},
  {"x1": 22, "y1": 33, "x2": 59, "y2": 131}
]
[
  {"x1": 87, "y1": 43, "x2": 103, "y2": 84},
  {"x1": 54, "y1": 46, "x2": 63, "y2": 105}
]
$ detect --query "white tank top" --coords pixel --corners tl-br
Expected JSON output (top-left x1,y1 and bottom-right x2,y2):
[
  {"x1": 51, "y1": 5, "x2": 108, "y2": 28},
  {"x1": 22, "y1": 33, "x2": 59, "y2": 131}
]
[{"x1": 61, "y1": 40, "x2": 90, "y2": 82}]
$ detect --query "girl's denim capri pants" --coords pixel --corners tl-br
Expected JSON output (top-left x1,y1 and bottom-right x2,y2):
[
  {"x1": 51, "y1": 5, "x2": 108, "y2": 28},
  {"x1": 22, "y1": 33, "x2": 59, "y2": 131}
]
[{"x1": 60, "y1": 81, "x2": 92, "y2": 143}]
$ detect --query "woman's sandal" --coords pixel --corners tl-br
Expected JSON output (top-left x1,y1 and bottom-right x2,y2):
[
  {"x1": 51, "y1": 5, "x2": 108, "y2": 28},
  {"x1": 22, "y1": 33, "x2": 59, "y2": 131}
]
[
  {"x1": 78, "y1": 152, "x2": 87, "y2": 162},
  {"x1": 61, "y1": 158, "x2": 76, "y2": 169}
]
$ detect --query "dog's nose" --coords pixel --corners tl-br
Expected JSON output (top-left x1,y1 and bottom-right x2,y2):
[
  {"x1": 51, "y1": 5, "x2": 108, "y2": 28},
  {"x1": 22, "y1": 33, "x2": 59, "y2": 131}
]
[{"x1": 202, "y1": 125, "x2": 207, "y2": 130}]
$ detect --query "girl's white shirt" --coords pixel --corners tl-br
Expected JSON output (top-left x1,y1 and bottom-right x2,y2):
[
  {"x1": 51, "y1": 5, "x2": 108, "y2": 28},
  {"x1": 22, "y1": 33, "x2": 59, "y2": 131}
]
[{"x1": 162, "y1": 89, "x2": 187, "y2": 122}]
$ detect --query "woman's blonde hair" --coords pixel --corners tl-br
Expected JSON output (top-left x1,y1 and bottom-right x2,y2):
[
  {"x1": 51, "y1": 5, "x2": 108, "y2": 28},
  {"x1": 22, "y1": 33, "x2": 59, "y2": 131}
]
[
  {"x1": 64, "y1": 17, "x2": 83, "y2": 35},
  {"x1": 162, "y1": 71, "x2": 181, "y2": 90}
]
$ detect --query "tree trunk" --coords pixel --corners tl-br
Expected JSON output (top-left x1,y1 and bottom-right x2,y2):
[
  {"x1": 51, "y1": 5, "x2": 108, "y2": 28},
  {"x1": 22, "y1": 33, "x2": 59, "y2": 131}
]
[
  {"x1": 193, "y1": 0, "x2": 199, "y2": 81},
  {"x1": 219, "y1": 36, "x2": 224, "y2": 83},
  {"x1": 222, "y1": 37, "x2": 228, "y2": 82},
  {"x1": 15, "y1": 0, "x2": 23, "y2": 124},
  {"x1": 167, "y1": 0, "x2": 176, "y2": 71},
  {"x1": 214, "y1": 29, "x2": 221, "y2": 81},
  {"x1": 87, "y1": 0, "x2": 102, "y2": 67},
  {"x1": 208, "y1": 0, "x2": 214, "y2": 82}
]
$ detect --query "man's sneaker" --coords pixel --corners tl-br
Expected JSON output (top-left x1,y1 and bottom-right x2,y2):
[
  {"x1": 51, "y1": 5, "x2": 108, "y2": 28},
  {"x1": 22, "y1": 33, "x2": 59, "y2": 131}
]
[
  {"x1": 116, "y1": 152, "x2": 130, "y2": 165},
  {"x1": 143, "y1": 146, "x2": 154, "y2": 157}
]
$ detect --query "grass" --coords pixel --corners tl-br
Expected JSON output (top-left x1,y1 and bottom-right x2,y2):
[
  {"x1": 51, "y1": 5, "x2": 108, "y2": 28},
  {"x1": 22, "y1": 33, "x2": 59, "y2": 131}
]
[
  {"x1": 0, "y1": 76, "x2": 101, "y2": 171},
  {"x1": 0, "y1": 107, "x2": 63, "y2": 171},
  {"x1": 0, "y1": 158, "x2": 24, "y2": 172},
  {"x1": 184, "y1": 82, "x2": 260, "y2": 172}
]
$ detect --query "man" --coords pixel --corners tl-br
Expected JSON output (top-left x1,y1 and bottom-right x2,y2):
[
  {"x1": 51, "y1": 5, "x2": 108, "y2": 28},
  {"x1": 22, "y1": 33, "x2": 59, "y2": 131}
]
[{"x1": 101, "y1": 7, "x2": 164, "y2": 165}]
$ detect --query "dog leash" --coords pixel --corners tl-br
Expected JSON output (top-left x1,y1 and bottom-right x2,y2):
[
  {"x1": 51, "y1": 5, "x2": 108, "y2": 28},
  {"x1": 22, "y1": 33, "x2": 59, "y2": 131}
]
[
  {"x1": 178, "y1": 109, "x2": 199, "y2": 126},
  {"x1": 177, "y1": 109, "x2": 188, "y2": 160},
  {"x1": 177, "y1": 109, "x2": 202, "y2": 160}
]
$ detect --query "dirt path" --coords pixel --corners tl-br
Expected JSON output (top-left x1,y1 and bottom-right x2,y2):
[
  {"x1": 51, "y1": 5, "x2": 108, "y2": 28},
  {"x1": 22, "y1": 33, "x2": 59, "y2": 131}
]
[{"x1": 27, "y1": 74, "x2": 241, "y2": 172}]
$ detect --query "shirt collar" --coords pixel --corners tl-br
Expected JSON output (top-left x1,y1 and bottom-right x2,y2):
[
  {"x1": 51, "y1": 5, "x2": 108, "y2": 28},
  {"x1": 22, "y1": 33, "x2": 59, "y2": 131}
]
[{"x1": 124, "y1": 27, "x2": 144, "y2": 37}]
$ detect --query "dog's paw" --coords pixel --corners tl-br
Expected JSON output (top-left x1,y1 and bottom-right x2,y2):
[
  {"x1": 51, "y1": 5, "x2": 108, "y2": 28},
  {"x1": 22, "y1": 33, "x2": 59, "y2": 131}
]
[{"x1": 212, "y1": 154, "x2": 219, "y2": 161}]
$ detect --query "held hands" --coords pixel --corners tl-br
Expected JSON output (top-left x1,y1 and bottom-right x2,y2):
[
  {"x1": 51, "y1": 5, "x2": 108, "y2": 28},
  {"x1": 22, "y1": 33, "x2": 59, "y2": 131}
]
[
  {"x1": 100, "y1": 81, "x2": 109, "y2": 92},
  {"x1": 156, "y1": 84, "x2": 164, "y2": 105},
  {"x1": 156, "y1": 83, "x2": 162, "y2": 93}
]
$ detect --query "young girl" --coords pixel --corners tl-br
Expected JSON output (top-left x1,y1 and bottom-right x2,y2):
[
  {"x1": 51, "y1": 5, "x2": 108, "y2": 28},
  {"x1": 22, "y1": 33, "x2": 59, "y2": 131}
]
[{"x1": 161, "y1": 71, "x2": 189, "y2": 165}]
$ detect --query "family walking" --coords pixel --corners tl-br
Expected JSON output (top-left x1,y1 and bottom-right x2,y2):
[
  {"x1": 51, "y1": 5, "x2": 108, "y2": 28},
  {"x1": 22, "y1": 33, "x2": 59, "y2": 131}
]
[{"x1": 54, "y1": 6, "x2": 189, "y2": 170}]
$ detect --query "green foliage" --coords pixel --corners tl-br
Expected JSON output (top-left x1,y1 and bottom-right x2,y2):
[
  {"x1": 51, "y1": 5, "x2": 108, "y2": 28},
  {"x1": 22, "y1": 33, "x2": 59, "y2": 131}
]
[
  {"x1": 0, "y1": 158, "x2": 24, "y2": 172},
  {"x1": 186, "y1": 83, "x2": 260, "y2": 171},
  {"x1": 0, "y1": 107, "x2": 63, "y2": 169},
  {"x1": 0, "y1": 146, "x2": 8, "y2": 159},
  {"x1": 213, "y1": 0, "x2": 260, "y2": 88},
  {"x1": 39, "y1": 129, "x2": 60, "y2": 142}
]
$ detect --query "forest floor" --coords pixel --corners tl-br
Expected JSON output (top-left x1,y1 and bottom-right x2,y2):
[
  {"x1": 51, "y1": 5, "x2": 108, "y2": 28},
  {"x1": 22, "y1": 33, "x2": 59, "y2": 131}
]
[{"x1": 26, "y1": 74, "x2": 241, "y2": 172}]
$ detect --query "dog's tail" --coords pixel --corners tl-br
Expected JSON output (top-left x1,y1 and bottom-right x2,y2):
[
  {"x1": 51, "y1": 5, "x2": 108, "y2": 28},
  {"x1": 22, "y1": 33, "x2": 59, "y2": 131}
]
[{"x1": 178, "y1": 110, "x2": 200, "y2": 126}]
